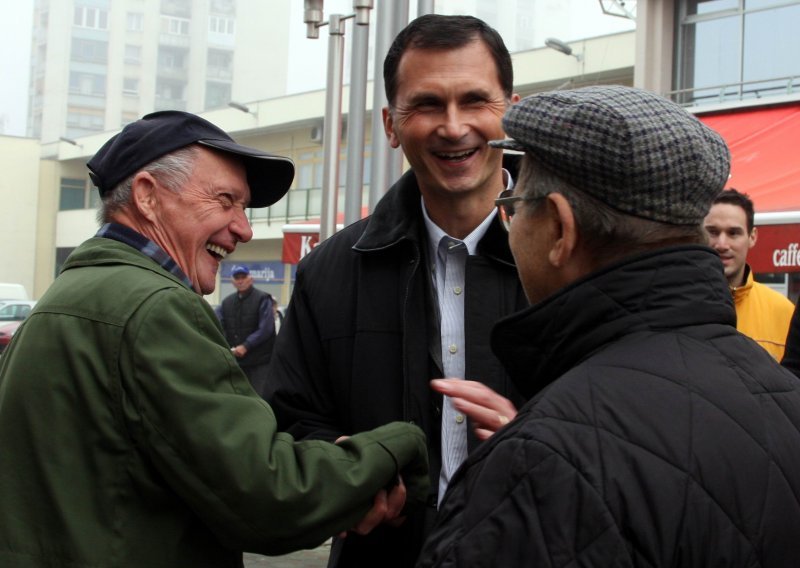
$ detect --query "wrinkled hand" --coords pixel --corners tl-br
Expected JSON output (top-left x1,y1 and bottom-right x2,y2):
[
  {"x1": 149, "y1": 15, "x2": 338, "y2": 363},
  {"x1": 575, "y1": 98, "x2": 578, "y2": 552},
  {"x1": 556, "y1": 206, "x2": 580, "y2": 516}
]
[
  {"x1": 335, "y1": 436, "x2": 408, "y2": 537},
  {"x1": 430, "y1": 378, "x2": 517, "y2": 440},
  {"x1": 343, "y1": 477, "x2": 407, "y2": 537}
]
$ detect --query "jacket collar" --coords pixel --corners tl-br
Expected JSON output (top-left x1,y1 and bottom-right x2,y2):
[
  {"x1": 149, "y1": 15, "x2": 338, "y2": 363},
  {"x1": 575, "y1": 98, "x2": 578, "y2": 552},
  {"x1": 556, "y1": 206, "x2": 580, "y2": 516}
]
[
  {"x1": 353, "y1": 154, "x2": 521, "y2": 268},
  {"x1": 491, "y1": 246, "x2": 736, "y2": 399},
  {"x1": 730, "y1": 264, "x2": 754, "y2": 305}
]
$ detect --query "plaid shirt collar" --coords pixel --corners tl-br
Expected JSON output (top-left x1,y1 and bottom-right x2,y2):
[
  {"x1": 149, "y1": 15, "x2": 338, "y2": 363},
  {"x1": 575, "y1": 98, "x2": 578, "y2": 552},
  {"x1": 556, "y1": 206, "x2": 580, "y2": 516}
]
[{"x1": 96, "y1": 223, "x2": 193, "y2": 290}]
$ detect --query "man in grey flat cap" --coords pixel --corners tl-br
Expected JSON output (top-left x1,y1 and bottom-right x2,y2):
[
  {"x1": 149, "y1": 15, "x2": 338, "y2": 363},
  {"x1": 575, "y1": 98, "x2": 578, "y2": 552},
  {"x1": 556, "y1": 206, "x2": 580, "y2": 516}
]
[{"x1": 416, "y1": 85, "x2": 800, "y2": 567}]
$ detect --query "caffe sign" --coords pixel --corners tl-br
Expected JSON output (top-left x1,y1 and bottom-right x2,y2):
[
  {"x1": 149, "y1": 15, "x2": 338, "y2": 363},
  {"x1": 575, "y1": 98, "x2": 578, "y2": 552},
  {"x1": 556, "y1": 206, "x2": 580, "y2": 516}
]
[{"x1": 749, "y1": 219, "x2": 800, "y2": 273}]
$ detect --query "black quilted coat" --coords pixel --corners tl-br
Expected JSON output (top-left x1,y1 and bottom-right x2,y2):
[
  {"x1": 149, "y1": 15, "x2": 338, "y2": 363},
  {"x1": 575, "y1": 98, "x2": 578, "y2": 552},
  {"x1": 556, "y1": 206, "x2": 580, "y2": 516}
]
[{"x1": 418, "y1": 246, "x2": 800, "y2": 568}]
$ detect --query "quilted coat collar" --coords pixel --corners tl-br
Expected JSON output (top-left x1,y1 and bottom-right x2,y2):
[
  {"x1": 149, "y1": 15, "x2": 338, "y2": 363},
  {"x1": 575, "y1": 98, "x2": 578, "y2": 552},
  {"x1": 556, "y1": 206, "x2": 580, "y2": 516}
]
[{"x1": 491, "y1": 246, "x2": 736, "y2": 399}]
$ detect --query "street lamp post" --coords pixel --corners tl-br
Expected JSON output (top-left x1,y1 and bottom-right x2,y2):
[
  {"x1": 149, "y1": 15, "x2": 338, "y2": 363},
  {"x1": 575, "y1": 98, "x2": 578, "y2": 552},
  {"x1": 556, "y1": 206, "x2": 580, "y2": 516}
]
[
  {"x1": 304, "y1": 1, "x2": 375, "y2": 241},
  {"x1": 344, "y1": 1, "x2": 374, "y2": 226}
]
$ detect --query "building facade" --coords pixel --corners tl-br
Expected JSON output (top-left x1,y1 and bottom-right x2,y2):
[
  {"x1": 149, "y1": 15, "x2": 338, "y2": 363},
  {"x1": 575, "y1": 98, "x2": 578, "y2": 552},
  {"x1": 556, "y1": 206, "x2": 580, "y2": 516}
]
[
  {"x1": 10, "y1": 0, "x2": 800, "y2": 306},
  {"x1": 28, "y1": 0, "x2": 291, "y2": 142}
]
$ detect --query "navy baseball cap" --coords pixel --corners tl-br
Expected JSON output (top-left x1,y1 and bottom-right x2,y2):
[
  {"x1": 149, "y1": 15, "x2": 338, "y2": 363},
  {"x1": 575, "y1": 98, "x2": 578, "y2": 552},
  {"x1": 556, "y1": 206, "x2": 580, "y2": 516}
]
[
  {"x1": 87, "y1": 110, "x2": 294, "y2": 208},
  {"x1": 231, "y1": 265, "x2": 250, "y2": 277}
]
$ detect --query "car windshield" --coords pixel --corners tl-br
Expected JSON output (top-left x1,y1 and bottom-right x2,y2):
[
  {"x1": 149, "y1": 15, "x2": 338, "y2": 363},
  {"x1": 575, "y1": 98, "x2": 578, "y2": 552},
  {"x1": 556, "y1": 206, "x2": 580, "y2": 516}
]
[{"x1": 0, "y1": 301, "x2": 35, "y2": 321}]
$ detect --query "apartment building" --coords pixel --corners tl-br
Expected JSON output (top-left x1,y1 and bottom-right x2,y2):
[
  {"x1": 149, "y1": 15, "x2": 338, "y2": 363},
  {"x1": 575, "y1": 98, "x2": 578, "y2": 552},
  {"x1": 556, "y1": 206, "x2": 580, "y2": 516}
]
[{"x1": 28, "y1": 0, "x2": 291, "y2": 142}]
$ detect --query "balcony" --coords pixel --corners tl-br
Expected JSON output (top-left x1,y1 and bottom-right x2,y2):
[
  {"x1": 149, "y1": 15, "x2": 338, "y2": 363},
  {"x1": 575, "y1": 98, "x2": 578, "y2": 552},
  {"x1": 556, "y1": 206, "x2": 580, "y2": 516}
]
[
  {"x1": 667, "y1": 76, "x2": 798, "y2": 108},
  {"x1": 248, "y1": 185, "x2": 367, "y2": 227}
]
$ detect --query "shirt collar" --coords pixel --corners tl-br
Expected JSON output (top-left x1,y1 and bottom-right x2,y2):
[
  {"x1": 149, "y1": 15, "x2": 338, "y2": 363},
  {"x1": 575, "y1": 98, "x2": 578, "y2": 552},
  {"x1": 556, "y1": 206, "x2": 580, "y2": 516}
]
[
  {"x1": 96, "y1": 223, "x2": 193, "y2": 290},
  {"x1": 421, "y1": 168, "x2": 513, "y2": 257}
]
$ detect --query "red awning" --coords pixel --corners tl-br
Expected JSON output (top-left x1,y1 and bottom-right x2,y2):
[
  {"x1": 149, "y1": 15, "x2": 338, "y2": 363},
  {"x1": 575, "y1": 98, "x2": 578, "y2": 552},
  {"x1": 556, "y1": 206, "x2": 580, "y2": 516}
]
[
  {"x1": 698, "y1": 103, "x2": 800, "y2": 273},
  {"x1": 698, "y1": 103, "x2": 800, "y2": 213}
]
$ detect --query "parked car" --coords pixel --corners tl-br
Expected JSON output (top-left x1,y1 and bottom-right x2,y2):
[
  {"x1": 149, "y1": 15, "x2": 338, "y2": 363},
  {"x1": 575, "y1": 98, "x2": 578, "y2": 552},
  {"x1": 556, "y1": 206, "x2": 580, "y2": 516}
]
[
  {"x1": 0, "y1": 300, "x2": 36, "y2": 321},
  {"x1": 0, "y1": 320, "x2": 22, "y2": 354}
]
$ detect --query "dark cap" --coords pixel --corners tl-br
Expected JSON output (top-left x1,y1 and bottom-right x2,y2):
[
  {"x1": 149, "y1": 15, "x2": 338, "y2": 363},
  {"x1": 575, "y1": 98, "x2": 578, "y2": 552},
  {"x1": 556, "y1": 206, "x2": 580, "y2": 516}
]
[
  {"x1": 87, "y1": 110, "x2": 294, "y2": 208},
  {"x1": 231, "y1": 265, "x2": 250, "y2": 277},
  {"x1": 490, "y1": 85, "x2": 730, "y2": 225}
]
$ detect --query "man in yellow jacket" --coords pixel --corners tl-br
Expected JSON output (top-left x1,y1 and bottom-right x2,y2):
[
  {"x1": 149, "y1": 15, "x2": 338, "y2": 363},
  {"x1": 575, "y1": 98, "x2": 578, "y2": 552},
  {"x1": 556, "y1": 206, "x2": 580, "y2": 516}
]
[{"x1": 704, "y1": 188, "x2": 794, "y2": 359}]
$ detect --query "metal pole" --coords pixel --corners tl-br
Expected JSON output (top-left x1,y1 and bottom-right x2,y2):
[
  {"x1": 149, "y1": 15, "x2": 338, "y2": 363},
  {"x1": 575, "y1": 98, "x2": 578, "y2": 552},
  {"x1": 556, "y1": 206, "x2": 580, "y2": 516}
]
[
  {"x1": 344, "y1": 2, "x2": 372, "y2": 226},
  {"x1": 320, "y1": 14, "x2": 346, "y2": 241},
  {"x1": 387, "y1": 0, "x2": 410, "y2": 182},
  {"x1": 368, "y1": 2, "x2": 394, "y2": 212},
  {"x1": 417, "y1": 0, "x2": 434, "y2": 15}
]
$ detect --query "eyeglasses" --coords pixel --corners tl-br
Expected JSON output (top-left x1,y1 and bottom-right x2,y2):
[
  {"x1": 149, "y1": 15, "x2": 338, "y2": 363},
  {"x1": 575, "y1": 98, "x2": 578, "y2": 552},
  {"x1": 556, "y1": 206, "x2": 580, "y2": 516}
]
[
  {"x1": 493, "y1": 189, "x2": 529, "y2": 232},
  {"x1": 495, "y1": 190, "x2": 548, "y2": 232}
]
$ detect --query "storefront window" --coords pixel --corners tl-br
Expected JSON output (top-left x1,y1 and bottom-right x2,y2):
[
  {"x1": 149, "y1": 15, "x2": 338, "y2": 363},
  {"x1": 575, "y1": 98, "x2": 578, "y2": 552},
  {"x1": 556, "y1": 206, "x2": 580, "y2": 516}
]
[{"x1": 675, "y1": 0, "x2": 800, "y2": 106}]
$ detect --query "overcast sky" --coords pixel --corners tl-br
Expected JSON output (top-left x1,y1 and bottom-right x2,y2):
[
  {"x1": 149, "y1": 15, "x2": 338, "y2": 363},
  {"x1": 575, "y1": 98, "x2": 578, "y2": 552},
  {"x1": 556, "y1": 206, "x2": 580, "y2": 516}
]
[{"x1": 0, "y1": 0, "x2": 34, "y2": 136}]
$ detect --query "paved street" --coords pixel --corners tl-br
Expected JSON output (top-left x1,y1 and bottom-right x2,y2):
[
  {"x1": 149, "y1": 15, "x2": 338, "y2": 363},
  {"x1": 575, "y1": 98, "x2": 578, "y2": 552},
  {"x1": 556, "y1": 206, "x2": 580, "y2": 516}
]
[{"x1": 244, "y1": 540, "x2": 330, "y2": 568}]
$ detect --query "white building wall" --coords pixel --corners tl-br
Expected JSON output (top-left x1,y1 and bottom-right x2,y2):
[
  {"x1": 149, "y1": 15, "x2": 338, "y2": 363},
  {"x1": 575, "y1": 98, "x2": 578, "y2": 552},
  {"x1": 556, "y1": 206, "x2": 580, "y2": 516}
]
[{"x1": 0, "y1": 136, "x2": 41, "y2": 297}]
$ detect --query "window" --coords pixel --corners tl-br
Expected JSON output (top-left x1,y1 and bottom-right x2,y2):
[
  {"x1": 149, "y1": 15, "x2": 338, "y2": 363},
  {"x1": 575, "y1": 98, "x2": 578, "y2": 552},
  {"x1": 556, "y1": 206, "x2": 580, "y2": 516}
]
[
  {"x1": 209, "y1": 16, "x2": 234, "y2": 34},
  {"x1": 123, "y1": 78, "x2": 139, "y2": 95},
  {"x1": 59, "y1": 178, "x2": 86, "y2": 210},
  {"x1": 158, "y1": 47, "x2": 186, "y2": 69},
  {"x1": 204, "y1": 81, "x2": 230, "y2": 109},
  {"x1": 675, "y1": 0, "x2": 800, "y2": 105},
  {"x1": 0, "y1": 303, "x2": 33, "y2": 321},
  {"x1": 127, "y1": 12, "x2": 143, "y2": 31},
  {"x1": 207, "y1": 49, "x2": 232, "y2": 68},
  {"x1": 66, "y1": 111, "x2": 104, "y2": 131},
  {"x1": 69, "y1": 72, "x2": 106, "y2": 96},
  {"x1": 156, "y1": 79, "x2": 185, "y2": 100},
  {"x1": 161, "y1": 0, "x2": 191, "y2": 18},
  {"x1": 162, "y1": 15, "x2": 189, "y2": 35},
  {"x1": 71, "y1": 38, "x2": 108, "y2": 63},
  {"x1": 210, "y1": 0, "x2": 236, "y2": 14},
  {"x1": 74, "y1": 5, "x2": 108, "y2": 29},
  {"x1": 124, "y1": 44, "x2": 142, "y2": 64},
  {"x1": 207, "y1": 48, "x2": 233, "y2": 79}
]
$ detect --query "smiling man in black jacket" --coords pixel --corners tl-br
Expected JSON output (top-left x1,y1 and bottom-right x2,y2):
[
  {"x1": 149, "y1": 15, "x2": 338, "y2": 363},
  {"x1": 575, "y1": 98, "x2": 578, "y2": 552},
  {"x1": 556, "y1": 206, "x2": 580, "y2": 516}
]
[
  {"x1": 265, "y1": 14, "x2": 527, "y2": 568},
  {"x1": 417, "y1": 85, "x2": 800, "y2": 567}
]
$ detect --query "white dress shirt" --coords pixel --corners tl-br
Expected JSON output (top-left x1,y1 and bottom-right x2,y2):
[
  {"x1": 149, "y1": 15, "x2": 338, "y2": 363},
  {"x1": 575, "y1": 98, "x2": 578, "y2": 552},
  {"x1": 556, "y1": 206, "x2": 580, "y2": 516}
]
[{"x1": 421, "y1": 169, "x2": 513, "y2": 505}]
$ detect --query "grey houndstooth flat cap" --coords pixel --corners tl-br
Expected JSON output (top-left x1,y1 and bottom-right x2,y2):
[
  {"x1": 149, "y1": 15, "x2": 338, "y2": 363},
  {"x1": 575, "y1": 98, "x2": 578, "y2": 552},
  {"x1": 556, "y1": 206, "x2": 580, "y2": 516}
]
[{"x1": 490, "y1": 85, "x2": 731, "y2": 225}]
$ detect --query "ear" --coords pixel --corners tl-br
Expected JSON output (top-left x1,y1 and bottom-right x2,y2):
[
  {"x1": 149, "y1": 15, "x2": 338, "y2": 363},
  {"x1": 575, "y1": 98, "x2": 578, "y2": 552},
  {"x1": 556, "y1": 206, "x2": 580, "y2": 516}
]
[
  {"x1": 510, "y1": 92, "x2": 521, "y2": 104},
  {"x1": 749, "y1": 226, "x2": 758, "y2": 249},
  {"x1": 130, "y1": 172, "x2": 159, "y2": 223},
  {"x1": 546, "y1": 193, "x2": 579, "y2": 268},
  {"x1": 382, "y1": 106, "x2": 401, "y2": 149}
]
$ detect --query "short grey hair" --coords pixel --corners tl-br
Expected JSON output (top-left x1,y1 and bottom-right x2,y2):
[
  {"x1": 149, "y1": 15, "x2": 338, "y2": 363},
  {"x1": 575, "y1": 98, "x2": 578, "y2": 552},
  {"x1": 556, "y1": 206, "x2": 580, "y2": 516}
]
[
  {"x1": 517, "y1": 155, "x2": 706, "y2": 266},
  {"x1": 97, "y1": 145, "x2": 198, "y2": 224}
]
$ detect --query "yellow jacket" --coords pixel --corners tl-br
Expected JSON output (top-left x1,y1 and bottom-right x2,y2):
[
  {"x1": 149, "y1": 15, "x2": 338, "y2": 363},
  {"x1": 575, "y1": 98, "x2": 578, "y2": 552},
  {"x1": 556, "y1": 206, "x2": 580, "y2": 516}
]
[{"x1": 732, "y1": 266, "x2": 795, "y2": 360}]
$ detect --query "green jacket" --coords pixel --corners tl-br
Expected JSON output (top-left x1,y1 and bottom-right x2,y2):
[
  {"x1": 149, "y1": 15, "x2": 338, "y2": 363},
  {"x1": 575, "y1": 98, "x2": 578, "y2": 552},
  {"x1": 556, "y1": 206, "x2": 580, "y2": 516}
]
[{"x1": 0, "y1": 237, "x2": 429, "y2": 567}]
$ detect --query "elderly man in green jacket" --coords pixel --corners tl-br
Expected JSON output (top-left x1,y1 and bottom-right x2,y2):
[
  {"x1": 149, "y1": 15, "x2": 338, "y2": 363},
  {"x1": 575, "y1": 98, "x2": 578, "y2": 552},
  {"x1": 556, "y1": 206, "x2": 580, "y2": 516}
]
[{"x1": 0, "y1": 111, "x2": 428, "y2": 567}]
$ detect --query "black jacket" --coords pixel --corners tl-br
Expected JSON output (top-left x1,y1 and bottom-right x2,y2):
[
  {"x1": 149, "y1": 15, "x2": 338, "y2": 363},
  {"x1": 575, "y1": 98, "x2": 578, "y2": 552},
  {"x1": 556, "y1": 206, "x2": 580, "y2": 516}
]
[
  {"x1": 418, "y1": 246, "x2": 800, "y2": 567},
  {"x1": 781, "y1": 299, "x2": 800, "y2": 378},
  {"x1": 266, "y1": 163, "x2": 527, "y2": 567},
  {"x1": 219, "y1": 287, "x2": 274, "y2": 367}
]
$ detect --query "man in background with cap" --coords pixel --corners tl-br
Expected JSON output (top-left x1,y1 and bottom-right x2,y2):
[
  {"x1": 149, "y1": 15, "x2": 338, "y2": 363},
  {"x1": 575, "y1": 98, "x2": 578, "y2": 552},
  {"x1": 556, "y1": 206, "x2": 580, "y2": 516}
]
[
  {"x1": 418, "y1": 85, "x2": 800, "y2": 567},
  {"x1": 216, "y1": 264, "x2": 276, "y2": 396},
  {"x1": 0, "y1": 110, "x2": 429, "y2": 568},
  {"x1": 704, "y1": 188, "x2": 795, "y2": 360}
]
